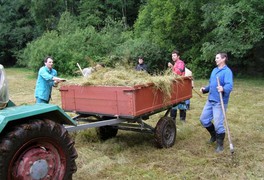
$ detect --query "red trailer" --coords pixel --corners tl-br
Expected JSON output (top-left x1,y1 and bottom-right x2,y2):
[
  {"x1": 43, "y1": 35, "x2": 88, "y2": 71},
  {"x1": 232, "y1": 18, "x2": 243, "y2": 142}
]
[{"x1": 60, "y1": 77, "x2": 192, "y2": 148}]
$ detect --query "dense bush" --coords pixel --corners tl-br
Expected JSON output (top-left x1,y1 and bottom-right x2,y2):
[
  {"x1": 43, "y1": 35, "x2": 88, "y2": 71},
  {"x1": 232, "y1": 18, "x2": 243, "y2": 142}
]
[
  {"x1": 113, "y1": 37, "x2": 167, "y2": 73},
  {"x1": 18, "y1": 12, "x2": 169, "y2": 76},
  {"x1": 18, "y1": 28, "x2": 98, "y2": 75},
  {"x1": 18, "y1": 13, "x2": 130, "y2": 76}
]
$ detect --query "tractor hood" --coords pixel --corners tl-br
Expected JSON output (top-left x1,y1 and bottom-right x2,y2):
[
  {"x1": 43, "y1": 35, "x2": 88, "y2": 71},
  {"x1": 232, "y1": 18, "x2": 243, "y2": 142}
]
[{"x1": 0, "y1": 103, "x2": 77, "y2": 133}]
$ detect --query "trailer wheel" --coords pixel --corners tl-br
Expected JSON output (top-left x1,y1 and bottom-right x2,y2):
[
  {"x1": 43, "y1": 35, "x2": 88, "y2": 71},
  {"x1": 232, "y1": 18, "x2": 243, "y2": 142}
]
[
  {"x1": 155, "y1": 117, "x2": 176, "y2": 148},
  {"x1": 96, "y1": 126, "x2": 118, "y2": 140},
  {"x1": 0, "y1": 119, "x2": 78, "y2": 180}
]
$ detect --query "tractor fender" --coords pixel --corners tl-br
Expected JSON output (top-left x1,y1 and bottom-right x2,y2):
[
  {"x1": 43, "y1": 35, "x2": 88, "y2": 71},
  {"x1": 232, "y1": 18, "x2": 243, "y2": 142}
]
[{"x1": 0, "y1": 103, "x2": 77, "y2": 133}]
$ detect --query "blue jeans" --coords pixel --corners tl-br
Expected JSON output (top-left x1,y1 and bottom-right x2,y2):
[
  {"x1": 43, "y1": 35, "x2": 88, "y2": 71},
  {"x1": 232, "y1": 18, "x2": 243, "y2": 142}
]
[
  {"x1": 200, "y1": 100, "x2": 227, "y2": 134},
  {"x1": 185, "y1": 99, "x2": 190, "y2": 110},
  {"x1": 185, "y1": 99, "x2": 190, "y2": 105},
  {"x1": 36, "y1": 98, "x2": 49, "y2": 104}
]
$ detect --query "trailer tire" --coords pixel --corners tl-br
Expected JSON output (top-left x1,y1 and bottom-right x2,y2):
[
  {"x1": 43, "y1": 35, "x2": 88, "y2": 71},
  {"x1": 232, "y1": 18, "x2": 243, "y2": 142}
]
[
  {"x1": 96, "y1": 126, "x2": 118, "y2": 140},
  {"x1": 0, "y1": 119, "x2": 78, "y2": 180},
  {"x1": 155, "y1": 117, "x2": 176, "y2": 148}
]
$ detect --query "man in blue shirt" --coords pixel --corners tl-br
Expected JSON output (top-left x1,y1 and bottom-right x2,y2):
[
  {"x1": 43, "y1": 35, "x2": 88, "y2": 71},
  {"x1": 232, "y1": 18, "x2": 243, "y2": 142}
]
[
  {"x1": 200, "y1": 52, "x2": 233, "y2": 153},
  {"x1": 35, "y1": 56, "x2": 64, "y2": 104}
]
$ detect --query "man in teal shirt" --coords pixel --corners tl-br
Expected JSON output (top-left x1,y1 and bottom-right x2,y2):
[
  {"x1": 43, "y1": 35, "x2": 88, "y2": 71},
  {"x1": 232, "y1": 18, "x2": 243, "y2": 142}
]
[{"x1": 35, "y1": 56, "x2": 64, "y2": 103}]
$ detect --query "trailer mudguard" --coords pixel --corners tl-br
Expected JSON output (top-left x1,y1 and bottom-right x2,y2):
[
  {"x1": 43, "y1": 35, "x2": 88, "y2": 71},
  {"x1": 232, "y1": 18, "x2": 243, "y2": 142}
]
[{"x1": 0, "y1": 103, "x2": 77, "y2": 133}]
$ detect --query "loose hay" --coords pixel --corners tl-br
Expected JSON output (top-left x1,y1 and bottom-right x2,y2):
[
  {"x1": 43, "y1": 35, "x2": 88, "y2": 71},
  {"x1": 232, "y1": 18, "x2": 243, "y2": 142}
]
[{"x1": 66, "y1": 66, "x2": 183, "y2": 98}]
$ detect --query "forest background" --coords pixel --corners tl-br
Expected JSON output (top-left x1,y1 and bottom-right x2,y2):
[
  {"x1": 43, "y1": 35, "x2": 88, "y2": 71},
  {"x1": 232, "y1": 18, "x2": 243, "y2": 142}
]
[{"x1": 0, "y1": 0, "x2": 264, "y2": 78}]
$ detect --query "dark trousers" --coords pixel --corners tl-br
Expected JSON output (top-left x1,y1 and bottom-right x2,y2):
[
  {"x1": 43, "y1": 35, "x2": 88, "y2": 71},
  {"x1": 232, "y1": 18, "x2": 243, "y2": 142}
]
[{"x1": 170, "y1": 109, "x2": 186, "y2": 121}]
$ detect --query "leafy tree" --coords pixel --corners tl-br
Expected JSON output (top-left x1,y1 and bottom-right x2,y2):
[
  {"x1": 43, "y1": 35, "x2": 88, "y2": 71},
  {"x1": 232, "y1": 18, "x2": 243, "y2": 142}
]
[
  {"x1": 0, "y1": 0, "x2": 36, "y2": 66},
  {"x1": 4, "y1": 0, "x2": 264, "y2": 77},
  {"x1": 63, "y1": 0, "x2": 80, "y2": 15},
  {"x1": 201, "y1": 0, "x2": 264, "y2": 64},
  {"x1": 78, "y1": 0, "x2": 144, "y2": 29},
  {"x1": 0, "y1": 0, "x2": 81, "y2": 66},
  {"x1": 135, "y1": 0, "x2": 264, "y2": 77},
  {"x1": 18, "y1": 12, "x2": 97, "y2": 74},
  {"x1": 29, "y1": 0, "x2": 66, "y2": 32},
  {"x1": 134, "y1": 0, "x2": 208, "y2": 76},
  {"x1": 18, "y1": 12, "x2": 130, "y2": 75},
  {"x1": 134, "y1": 0, "x2": 206, "y2": 51},
  {"x1": 78, "y1": 0, "x2": 105, "y2": 29}
]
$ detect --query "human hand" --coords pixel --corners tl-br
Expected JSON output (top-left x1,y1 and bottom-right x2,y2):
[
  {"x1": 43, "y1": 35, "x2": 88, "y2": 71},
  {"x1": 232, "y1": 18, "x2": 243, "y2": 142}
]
[
  {"x1": 168, "y1": 62, "x2": 173, "y2": 67},
  {"x1": 54, "y1": 81, "x2": 59, "y2": 87},
  {"x1": 200, "y1": 87, "x2": 209, "y2": 94},
  {"x1": 217, "y1": 85, "x2": 223, "y2": 92},
  {"x1": 200, "y1": 87, "x2": 205, "y2": 93},
  {"x1": 53, "y1": 77, "x2": 66, "y2": 83}
]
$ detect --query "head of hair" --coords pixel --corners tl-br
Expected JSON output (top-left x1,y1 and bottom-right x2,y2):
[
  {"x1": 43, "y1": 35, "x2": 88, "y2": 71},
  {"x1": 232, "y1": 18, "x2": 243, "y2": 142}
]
[
  {"x1": 217, "y1": 52, "x2": 228, "y2": 61},
  {"x1": 138, "y1": 56, "x2": 144, "y2": 60},
  {"x1": 171, "y1": 50, "x2": 180, "y2": 56},
  {"x1": 44, "y1": 56, "x2": 53, "y2": 63}
]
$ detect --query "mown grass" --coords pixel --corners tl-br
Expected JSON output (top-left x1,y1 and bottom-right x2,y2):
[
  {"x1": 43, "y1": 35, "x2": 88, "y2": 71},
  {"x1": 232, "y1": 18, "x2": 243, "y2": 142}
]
[{"x1": 5, "y1": 68, "x2": 264, "y2": 180}]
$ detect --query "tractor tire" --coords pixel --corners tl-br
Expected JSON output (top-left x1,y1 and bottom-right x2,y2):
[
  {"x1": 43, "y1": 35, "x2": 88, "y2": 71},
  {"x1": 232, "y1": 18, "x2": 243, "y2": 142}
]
[
  {"x1": 96, "y1": 126, "x2": 118, "y2": 141},
  {"x1": 155, "y1": 117, "x2": 176, "y2": 148},
  {"x1": 0, "y1": 119, "x2": 78, "y2": 180}
]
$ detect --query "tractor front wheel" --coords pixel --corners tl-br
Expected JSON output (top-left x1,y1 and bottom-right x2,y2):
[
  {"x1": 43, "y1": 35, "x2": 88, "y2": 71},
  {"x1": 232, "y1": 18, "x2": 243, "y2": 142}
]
[{"x1": 0, "y1": 119, "x2": 78, "y2": 180}]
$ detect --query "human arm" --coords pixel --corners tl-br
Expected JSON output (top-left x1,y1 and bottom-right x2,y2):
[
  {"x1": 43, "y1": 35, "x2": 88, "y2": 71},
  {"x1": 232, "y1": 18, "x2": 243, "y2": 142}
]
[
  {"x1": 39, "y1": 67, "x2": 64, "y2": 85},
  {"x1": 52, "y1": 77, "x2": 66, "y2": 87},
  {"x1": 200, "y1": 85, "x2": 209, "y2": 94},
  {"x1": 39, "y1": 67, "x2": 54, "y2": 81},
  {"x1": 217, "y1": 69, "x2": 233, "y2": 93},
  {"x1": 52, "y1": 77, "x2": 65, "y2": 82}
]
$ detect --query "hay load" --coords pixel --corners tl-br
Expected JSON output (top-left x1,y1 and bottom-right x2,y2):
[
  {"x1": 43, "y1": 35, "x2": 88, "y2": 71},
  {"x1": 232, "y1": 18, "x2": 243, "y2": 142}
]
[
  {"x1": 66, "y1": 66, "x2": 183, "y2": 98},
  {"x1": 60, "y1": 66, "x2": 192, "y2": 117}
]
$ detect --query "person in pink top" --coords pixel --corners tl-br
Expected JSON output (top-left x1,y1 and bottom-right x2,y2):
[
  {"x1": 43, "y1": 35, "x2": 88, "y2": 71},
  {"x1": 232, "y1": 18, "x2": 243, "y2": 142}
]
[
  {"x1": 168, "y1": 50, "x2": 185, "y2": 76},
  {"x1": 168, "y1": 50, "x2": 187, "y2": 122}
]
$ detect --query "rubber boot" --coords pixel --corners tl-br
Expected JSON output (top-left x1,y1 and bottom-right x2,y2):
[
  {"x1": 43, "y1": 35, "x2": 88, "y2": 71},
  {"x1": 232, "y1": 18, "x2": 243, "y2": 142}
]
[
  {"x1": 179, "y1": 110, "x2": 186, "y2": 122},
  {"x1": 170, "y1": 108, "x2": 177, "y2": 122},
  {"x1": 205, "y1": 124, "x2": 216, "y2": 143},
  {"x1": 215, "y1": 133, "x2": 225, "y2": 153}
]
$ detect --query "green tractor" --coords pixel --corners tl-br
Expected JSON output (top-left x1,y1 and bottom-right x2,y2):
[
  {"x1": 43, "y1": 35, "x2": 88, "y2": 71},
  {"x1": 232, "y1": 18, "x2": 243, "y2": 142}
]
[{"x1": 0, "y1": 65, "x2": 78, "y2": 180}]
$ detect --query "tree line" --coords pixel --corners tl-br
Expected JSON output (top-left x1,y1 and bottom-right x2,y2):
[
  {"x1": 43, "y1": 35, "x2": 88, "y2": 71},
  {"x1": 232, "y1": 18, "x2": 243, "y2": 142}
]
[{"x1": 0, "y1": 0, "x2": 263, "y2": 78}]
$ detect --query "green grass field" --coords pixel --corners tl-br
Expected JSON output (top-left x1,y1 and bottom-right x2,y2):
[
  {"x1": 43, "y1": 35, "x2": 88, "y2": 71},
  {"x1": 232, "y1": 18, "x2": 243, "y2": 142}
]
[{"x1": 5, "y1": 68, "x2": 264, "y2": 180}]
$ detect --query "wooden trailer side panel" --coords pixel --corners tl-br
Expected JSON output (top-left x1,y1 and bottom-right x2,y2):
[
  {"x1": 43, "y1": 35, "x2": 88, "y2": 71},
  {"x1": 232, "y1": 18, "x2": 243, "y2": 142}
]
[
  {"x1": 60, "y1": 86, "x2": 136, "y2": 116},
  {"x1": 60, "y1": 77, "x2": 192, "y2": 117}
]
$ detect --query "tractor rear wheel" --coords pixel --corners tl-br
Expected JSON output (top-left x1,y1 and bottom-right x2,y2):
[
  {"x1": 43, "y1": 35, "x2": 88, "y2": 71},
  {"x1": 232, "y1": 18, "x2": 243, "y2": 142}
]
[
  {"x1": 0, "y1": 119, "x2": 78, "y2": 180},
  {"x1": 155, "y1": 117, "x2": 176, "y2": 148}
]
